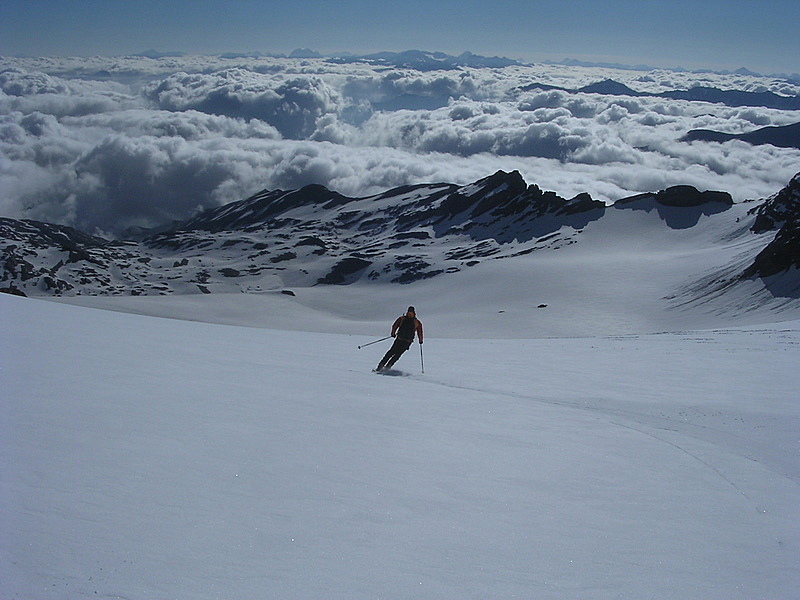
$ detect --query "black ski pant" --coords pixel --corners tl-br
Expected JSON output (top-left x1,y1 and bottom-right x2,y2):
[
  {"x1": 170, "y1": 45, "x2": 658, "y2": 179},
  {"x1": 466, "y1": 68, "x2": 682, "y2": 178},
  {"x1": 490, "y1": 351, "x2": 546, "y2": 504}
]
[{"x1": 378, "y1": 338, "x2": 412, "y2": 369}]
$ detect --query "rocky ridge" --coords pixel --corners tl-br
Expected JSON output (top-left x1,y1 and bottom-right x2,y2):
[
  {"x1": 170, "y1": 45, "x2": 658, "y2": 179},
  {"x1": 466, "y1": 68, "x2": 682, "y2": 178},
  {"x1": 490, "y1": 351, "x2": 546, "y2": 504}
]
[{"x1": 1, "y1": 171, "x2": 798, "y2": 300}]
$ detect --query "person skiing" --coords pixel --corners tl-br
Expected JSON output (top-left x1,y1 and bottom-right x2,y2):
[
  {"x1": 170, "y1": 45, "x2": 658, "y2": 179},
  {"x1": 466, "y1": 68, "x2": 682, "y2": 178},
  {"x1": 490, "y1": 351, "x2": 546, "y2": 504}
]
[{"x1": 375, "y1": 306, "x2": 423, "y2": 371}]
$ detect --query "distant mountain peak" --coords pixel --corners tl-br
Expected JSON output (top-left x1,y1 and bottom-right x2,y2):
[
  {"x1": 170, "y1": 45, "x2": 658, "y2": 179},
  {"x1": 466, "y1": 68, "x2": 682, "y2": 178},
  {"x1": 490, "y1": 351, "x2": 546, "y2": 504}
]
[
  {"x1": 289, "y1": 48, "x2": 323, "y2": 59},
  {"x1": 520, "y1": 79, "x2": 800, "y2": 112},
  {"x1": 329, "y1": 49, "x2": 520, "y2": 71},
  {"x1": 133, "y1": 49, "x2": 186, "y2": 59},
  {"x1": 684, "y1": 121, "x2": 800, "y2": 150},
  {"x1": 578, "y1": 79, "x2": 643, "y2": 96}
]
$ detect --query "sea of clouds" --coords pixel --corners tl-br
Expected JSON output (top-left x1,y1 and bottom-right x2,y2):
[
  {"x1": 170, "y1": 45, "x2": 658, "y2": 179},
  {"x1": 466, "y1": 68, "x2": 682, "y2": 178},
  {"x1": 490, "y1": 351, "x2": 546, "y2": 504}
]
[{"x1": 2, "y1": 54, "x2": 799, "y2": 237}]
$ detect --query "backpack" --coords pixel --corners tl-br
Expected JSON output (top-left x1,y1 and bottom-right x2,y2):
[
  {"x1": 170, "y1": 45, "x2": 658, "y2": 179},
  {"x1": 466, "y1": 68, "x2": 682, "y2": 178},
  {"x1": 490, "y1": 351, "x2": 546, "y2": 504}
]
[{"x1": 396, "y1": 316, "x2": 417, "y2": 341}]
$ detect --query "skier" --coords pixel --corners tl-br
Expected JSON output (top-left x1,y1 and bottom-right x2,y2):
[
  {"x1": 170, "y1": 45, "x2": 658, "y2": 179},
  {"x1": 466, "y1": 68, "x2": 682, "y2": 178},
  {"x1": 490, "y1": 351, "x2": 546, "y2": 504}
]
[{"x1": 375, "y1": 306, "x2": 424, "y2": 372}]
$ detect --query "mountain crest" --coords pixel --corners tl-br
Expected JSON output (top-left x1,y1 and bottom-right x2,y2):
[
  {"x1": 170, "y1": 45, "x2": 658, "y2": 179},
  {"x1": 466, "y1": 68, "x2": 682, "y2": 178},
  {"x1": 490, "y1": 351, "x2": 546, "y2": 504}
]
[
  {"x1": 1, "y1": 172, "x2": 798, "y2": 298},
  {"x1": 172, "y1": 184, "x2": 349, "y2": 234}
]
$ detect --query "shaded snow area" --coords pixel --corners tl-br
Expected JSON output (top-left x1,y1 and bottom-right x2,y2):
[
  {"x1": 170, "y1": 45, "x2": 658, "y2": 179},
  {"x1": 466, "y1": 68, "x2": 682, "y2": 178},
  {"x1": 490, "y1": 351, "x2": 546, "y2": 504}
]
[{"x1": 2, "y1": 293, "x2": 798, "y2": 599}]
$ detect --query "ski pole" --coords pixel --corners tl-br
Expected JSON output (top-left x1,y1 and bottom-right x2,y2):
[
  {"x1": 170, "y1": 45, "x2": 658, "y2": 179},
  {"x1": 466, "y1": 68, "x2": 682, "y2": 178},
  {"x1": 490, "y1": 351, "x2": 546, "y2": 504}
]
[
  {"x1": 357, "y1": 336, "x2": 391, "y2": 349},
  {"x1": 419, "y1": 343, "x2": 425, "y2": 374}
]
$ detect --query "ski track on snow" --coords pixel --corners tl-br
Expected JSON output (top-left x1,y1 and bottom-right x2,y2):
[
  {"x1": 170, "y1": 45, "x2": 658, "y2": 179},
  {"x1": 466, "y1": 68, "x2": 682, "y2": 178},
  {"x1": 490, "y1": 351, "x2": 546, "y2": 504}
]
[{"x1": 373, "y1": 368, "x2": 795, "y2": 510}]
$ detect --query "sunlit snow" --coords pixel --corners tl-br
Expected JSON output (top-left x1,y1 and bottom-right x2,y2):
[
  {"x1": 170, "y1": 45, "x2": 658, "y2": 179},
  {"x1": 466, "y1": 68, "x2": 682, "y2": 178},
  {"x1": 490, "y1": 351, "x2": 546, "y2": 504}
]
[{"x1": 2, "y1": 278, "x2": 798, "y2": 599}]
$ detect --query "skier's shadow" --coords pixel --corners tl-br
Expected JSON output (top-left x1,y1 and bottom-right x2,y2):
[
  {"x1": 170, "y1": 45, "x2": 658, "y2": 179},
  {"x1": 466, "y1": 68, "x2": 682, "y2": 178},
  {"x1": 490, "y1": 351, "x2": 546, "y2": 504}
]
[{"x1": 375, "y1": 369, "x2": 408, "y2": 377}]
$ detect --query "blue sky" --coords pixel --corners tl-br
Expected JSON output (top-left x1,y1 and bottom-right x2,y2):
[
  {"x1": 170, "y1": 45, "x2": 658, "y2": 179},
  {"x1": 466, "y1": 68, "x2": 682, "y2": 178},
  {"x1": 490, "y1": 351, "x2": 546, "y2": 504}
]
[{"x1": 1, "y1": 0, "x2": 798, "y2": 73}]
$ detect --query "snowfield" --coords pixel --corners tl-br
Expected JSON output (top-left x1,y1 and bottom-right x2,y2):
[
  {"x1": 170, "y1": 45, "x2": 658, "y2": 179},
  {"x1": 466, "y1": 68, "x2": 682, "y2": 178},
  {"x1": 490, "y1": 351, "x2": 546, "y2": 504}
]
[{"x1": 2, "y1": 291, "x2": 798, "y2": 599}]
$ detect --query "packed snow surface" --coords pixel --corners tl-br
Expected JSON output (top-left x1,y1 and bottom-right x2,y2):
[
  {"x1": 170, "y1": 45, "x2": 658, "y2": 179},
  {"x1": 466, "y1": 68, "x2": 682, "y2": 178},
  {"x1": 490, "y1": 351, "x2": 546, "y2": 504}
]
[{"x1": 2, "y1": 291, "x2": 798, "y2": 599}]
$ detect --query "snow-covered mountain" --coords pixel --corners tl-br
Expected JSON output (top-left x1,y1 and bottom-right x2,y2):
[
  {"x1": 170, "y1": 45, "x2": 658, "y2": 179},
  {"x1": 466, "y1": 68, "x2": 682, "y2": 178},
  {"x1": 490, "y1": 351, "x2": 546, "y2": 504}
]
[{"x1": 2, "y1": 171, "x2": 798, "y2": 321}]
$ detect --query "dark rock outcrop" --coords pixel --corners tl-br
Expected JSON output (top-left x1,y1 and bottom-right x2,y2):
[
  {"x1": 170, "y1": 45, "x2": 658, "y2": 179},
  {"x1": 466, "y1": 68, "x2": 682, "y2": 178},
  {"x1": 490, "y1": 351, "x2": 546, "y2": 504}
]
[
  {"x1": 318, "y1": 257, "x2": 372, "y2": 285},
  {"x1": 745, "y1": 221, "x2": 800, "y2": 278},
  {"x1": 0, "y1": 285, "x2": 27, "y2": 297},
  {"x1": 614, "y1": 186, "x2": 733, "y2": 228},
  {"x1": 749, "y1": 173, "x2": 800, "y2": 233},
  {"x1": 744, "y1": 173, "x2": 800, "y2": 278}
]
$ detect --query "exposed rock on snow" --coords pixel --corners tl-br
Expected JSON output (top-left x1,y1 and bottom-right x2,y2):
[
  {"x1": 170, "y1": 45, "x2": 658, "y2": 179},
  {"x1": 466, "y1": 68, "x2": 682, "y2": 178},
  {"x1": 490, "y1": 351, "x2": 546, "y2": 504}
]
[
  {"x1": 613, "y1": 185, "x2": 733, "y2": 229},
  {"x1": 749, "y1": 172, "x2": 800, "y2": 233},
  {"x1": 745, "y1": 173, "x2": 800, "y2": 278},
  {"x1": 0, "y1": 285, "x2": 27, "y2": 297},
  {"x1": 318, "y1": 257, "x2": 372, "y2": 285}
]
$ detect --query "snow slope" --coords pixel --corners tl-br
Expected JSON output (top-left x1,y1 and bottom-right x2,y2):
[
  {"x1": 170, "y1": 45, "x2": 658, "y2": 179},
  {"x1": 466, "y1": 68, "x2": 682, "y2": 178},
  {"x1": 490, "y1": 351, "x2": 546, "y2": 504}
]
[{"x1": 2, "y1": 292, "x2": 798, "y2": 599}]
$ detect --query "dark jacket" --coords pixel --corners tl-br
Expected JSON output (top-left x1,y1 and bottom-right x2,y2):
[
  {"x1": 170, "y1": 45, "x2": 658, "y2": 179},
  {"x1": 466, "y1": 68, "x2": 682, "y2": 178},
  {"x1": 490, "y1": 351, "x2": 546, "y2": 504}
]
[{"x1": 391, "y1": 315, "x2": 423, "y2": 344}]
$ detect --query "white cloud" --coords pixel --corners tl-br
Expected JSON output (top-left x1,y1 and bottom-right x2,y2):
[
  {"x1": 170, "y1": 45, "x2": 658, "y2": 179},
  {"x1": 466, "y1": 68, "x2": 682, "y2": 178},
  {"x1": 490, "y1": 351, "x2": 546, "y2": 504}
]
[
  {"x1": 0, "y1": 67, "x2": 139, "y2": 116},
  {"x1": 1, "y1": 57, "x2": 798, "y2": 237},
  {"x1": 143, "y1": 69, "x2": 341, "y2": 139}
]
